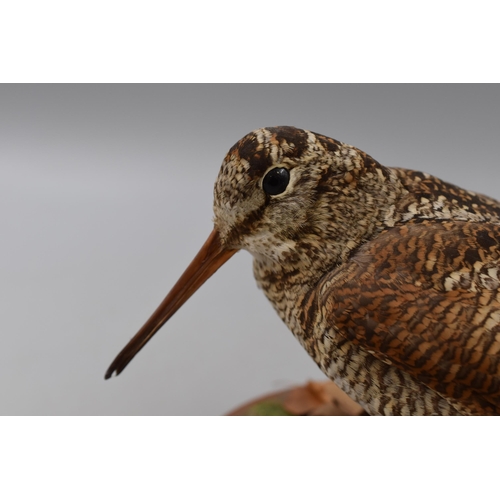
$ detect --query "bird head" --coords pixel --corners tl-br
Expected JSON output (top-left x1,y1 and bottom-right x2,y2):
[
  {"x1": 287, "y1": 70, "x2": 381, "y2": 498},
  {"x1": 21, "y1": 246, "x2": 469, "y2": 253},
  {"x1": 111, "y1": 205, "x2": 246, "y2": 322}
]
[{"x1": 214, "y1": 126, "x2": 400, "y2": 269}]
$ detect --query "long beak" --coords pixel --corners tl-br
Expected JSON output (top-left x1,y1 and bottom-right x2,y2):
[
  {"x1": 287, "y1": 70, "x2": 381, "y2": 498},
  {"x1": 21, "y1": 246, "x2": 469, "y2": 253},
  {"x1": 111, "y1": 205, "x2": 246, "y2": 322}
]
[{"x1": 105, "y1": 228, "x2": 237, "y2": 379}]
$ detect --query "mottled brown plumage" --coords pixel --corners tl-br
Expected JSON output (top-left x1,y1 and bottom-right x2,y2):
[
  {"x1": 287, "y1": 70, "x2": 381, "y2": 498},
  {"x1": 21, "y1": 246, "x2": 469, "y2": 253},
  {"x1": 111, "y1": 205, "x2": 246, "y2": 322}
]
[{"x1": 106, "y1": 126, "x2": 500, "y2": 415}]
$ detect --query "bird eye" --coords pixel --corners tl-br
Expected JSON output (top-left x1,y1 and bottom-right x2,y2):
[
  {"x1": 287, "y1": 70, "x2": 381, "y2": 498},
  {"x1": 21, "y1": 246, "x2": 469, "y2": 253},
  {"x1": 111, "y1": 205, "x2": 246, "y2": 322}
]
[{"x1": 262, "y1": 168, "x2": 290, "y2": 196}]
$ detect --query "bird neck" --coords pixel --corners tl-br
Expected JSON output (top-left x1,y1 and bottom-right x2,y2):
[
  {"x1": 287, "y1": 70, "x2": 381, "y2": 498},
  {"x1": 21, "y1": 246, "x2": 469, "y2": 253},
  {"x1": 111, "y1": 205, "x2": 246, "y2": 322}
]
[{"x1": 251, "y1": 165, "x2": 408, "y2": 348}]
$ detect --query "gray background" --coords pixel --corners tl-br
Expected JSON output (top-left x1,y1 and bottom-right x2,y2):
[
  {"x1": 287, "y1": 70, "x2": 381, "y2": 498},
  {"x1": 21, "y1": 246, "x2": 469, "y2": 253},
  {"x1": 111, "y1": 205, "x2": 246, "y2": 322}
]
[{"x1": 1, "y1": 84, "x2": 499, "y2": 415}]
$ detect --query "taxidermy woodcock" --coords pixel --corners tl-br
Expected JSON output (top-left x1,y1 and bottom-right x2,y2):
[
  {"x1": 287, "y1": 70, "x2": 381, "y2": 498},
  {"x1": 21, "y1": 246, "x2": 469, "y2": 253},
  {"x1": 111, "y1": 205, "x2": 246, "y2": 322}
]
[{"x1": 106, "y1": 126, "x2": 500, "y2": 415}]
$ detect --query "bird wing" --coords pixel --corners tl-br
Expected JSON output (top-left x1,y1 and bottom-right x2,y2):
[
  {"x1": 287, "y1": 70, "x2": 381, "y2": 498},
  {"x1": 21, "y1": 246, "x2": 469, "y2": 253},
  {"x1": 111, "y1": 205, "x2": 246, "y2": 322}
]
[{"x1": 320, "y1": 220, "x2": 500, "y2": 415}]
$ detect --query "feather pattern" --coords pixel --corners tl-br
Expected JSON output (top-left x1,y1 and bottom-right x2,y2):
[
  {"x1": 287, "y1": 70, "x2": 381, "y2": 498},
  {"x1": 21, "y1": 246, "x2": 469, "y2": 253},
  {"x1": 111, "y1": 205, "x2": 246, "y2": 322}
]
[{"x1": 214, "y1": 126, "x2": 500, "y2": 415}]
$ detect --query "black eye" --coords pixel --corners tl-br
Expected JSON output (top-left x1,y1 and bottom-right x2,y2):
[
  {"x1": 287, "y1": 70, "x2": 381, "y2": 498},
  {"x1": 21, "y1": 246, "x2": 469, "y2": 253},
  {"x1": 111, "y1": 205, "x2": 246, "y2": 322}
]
[{"x1": 262, "y1": 168, "x2": 290, "y2": 196}]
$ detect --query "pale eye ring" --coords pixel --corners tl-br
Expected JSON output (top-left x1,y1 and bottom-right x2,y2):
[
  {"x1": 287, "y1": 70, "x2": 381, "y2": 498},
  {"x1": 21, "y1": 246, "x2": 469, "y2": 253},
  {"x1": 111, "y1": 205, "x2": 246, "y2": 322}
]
[{"x1": 262, "y1": 168, "x2": 290, "y2": 195}]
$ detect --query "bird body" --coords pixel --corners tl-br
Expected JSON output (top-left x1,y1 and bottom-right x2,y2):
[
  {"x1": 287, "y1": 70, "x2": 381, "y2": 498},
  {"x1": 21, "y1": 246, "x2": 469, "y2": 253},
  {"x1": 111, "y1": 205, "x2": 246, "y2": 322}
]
[{"x1": 106, "y1": 126, "x2": 500, "y2": 415}]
